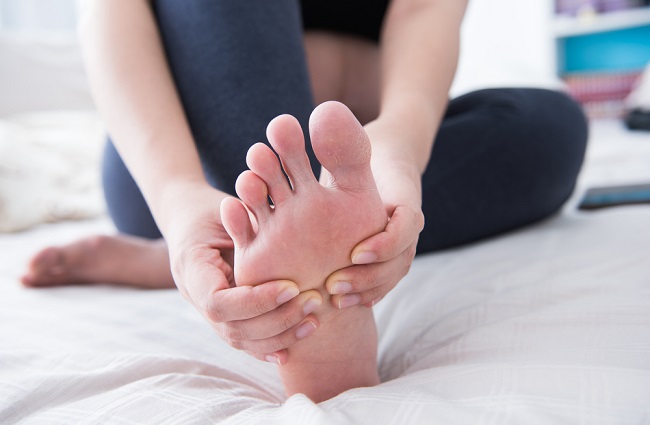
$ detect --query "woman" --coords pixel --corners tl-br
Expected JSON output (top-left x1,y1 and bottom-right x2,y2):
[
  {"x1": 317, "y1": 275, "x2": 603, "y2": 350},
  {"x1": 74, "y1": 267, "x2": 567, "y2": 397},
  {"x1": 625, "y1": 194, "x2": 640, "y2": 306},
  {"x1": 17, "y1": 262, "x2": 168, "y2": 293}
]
[{"x1": 22, "y1": 0, "x2": 588, "y2": 402}]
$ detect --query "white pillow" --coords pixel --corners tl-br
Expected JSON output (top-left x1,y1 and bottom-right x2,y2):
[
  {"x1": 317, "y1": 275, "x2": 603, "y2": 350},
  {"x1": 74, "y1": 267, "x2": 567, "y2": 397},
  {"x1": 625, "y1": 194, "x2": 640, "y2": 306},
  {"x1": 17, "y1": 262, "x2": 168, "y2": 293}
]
[{"x1": 0, "y1": 111, "x2": 105, "y2": 232}]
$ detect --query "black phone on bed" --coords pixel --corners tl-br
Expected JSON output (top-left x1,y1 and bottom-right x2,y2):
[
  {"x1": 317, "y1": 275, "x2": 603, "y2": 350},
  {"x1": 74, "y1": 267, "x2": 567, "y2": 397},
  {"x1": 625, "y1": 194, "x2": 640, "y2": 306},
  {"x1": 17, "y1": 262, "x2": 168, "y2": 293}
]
[{"x1": 578, "y1": 183, "x2": 650, "y2": 210}]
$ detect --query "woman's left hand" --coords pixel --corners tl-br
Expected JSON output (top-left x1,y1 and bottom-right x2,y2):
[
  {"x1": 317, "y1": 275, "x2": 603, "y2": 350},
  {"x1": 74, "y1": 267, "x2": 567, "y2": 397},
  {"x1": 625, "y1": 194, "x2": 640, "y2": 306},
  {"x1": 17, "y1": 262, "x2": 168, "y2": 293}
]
[
  {"x1": 324, "y1": 121, "x2": 426, "y2": 308},
  {"x1": 325, "y1": 203, "x2": 424, "y2": 308}
]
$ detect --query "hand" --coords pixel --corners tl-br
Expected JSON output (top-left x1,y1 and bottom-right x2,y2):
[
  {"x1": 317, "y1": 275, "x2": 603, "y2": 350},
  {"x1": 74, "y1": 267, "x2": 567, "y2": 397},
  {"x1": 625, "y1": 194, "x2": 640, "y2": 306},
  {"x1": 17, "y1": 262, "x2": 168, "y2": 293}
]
[
  {"x1": 325, "y1": 203, "x2": 423, "y2": 308},
  {"x1": 162, "y1": 182, "x2": 321, "y2": 364},
  {"x1": 324, "y1": 122, "x2": 425, "y2": 308}
]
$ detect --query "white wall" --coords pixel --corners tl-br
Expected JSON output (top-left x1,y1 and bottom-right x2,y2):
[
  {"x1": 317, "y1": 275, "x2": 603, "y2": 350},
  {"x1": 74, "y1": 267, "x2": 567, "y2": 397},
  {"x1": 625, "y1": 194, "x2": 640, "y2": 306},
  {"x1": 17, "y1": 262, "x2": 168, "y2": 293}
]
[
  {"x1": 0, "y1": 0, "x2": 561, "y2": 115},
  {"x1": 0, "y1": 0, "x2": 78, "y2": 32},
  {"x1": 452, "y1": 0, "x2": 562, "y2": 96}
]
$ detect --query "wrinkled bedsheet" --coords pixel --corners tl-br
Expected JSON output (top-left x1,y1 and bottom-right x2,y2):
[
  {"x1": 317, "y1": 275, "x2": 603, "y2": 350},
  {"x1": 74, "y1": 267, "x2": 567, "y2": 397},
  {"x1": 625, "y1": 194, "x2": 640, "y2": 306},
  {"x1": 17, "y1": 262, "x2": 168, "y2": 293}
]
[{"x1": 1, "y1": 120, "x2": 649, "y2": 424}]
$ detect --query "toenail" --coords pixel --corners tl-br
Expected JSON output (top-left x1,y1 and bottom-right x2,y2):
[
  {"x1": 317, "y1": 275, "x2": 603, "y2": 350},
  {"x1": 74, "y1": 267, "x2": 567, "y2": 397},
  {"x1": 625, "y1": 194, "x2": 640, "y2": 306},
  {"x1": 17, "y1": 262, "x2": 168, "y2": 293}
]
[
  {"x1": 295, "y1": 321, "x2": 317, "y2": 339},
  {"x1": 276, "y1": 287, "x2": 300, "y2": 305},
  {"x1": 338, "y1": 294, "x2": 361, "y2": 309},
  {"x1": 302, "y1": 298, "x2": 322, "y2": 315},
  {"x1": 352, "y1": 251, "x2": 377, "y2": 265},
  {"x1": 330, "y1": 282, "x2": 353, "y2": 294}
]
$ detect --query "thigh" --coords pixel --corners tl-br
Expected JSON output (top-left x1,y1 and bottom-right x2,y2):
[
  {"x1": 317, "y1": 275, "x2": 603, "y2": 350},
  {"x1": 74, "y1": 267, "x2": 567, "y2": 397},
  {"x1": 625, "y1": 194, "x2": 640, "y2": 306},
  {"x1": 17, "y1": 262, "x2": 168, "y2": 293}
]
[
  {"x1": 417, "y1": 88, "x2": 588, "y2": 253},
  {"x1": 303, "y1": 31, "x2": 380, "y2": 124},
  {"x1": 153, "y1": 0, "x2": 318, "y2": 191},
  {"x1": 104, "y1": 1, "x2": 318, "y2": 236}
]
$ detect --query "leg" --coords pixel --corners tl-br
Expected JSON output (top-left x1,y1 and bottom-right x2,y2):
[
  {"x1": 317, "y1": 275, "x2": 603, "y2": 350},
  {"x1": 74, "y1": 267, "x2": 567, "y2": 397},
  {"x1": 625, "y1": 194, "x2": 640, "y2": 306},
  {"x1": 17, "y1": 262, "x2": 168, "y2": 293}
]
[
  {"x1": 24, "y1": 0, "x2": 320, "y2": 287},
  {"x1": 417, "y1": 88, "x2": 588, "y2": 252},
  {"x1": 21, "y1": 234, "x2": 174, "y2": 288},
  {"x1": 153, "y1": 0, "x2": 319, "y2": 189},
  {"x1": 21, "y1": 140, "x2": 174, "y2": 288},
  {"x1": 102, "y1": 140, "x2": 162, "y2": 239},
  {"x1": 221, "y1": 102, "x2": 387, "y2": 402}
]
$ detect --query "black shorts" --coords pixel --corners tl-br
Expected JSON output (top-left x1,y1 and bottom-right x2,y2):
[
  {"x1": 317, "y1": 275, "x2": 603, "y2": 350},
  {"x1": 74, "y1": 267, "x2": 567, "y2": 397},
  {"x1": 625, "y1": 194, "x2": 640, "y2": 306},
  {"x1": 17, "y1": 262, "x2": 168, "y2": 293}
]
[{"x1": 300, "y1": 0, "x2": 390, "y2": 42}]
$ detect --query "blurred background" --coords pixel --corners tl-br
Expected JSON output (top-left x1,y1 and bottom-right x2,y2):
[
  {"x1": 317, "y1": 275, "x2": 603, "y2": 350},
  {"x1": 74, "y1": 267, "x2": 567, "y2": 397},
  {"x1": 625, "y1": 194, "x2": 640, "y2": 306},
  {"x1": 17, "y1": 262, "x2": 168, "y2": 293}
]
[
  {"x1": 0, "y1": 0, "x2": 79, "y2": 32},
  {"x1": 1, "y1": 0, "x2": 648, "y2": 118},
  {"x1": 0, "y1": 0, "x2": 648, "y2": 232}
]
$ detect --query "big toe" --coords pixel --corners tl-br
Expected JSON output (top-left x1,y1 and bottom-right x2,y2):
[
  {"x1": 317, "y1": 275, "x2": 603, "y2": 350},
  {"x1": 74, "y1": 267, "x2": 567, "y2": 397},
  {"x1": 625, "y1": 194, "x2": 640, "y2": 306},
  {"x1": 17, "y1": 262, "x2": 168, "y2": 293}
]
[{"x1": 309, "y1": 101, "x2": 374, "y2": 192}]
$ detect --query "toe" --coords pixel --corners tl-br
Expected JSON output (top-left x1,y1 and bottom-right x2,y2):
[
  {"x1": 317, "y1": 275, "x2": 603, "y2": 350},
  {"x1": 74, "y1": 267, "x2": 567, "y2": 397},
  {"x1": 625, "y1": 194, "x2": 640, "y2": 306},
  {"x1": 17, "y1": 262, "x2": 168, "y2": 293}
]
[
  {"x1": 221, "y1": 197, "x2": 256, "y2": 248},
  {"x1": 309, "y1": 101, "x2": 375, "y2": 192},
  {"x1": 235, "y1": 170, "x2": 271, "y2": 224},
  {"x1": 246, "y1": 143, "x2": 292, "y2": 205},
  {"x1": 266, "y1": 114, "x2": 317, "y2": 191},
  {"x1": 21, "y1": 247, "x2": 66, "y2": 287}
]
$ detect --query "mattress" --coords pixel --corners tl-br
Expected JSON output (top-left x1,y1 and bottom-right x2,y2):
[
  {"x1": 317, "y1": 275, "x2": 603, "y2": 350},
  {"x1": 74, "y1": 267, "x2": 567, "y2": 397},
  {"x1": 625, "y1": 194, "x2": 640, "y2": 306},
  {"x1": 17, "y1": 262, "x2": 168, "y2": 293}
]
[{"x1": 1, "y1": 120, "x2": 649, "y2": 424}]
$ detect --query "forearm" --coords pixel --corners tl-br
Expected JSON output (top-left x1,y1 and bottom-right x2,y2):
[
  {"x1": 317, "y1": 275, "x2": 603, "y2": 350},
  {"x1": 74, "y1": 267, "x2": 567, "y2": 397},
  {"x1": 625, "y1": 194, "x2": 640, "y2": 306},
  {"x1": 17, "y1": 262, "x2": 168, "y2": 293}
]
[
  {"x1": 78, "y1": 0, "x2": 217, "y2": 233},
  {"x1": 371, "y1": 0, "x2": 468, "y2": 175}
]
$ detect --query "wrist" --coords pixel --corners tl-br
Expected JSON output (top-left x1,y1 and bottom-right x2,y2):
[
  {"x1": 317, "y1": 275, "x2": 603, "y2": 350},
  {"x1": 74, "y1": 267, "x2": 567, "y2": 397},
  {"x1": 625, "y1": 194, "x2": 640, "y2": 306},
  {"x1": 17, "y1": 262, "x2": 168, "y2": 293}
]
[
  {"x1": 364, "y1": 117, "x2": 435, "y2": 176},
  {"x1": 154, "y1": 179, "x2": 230, "y2": 241}
]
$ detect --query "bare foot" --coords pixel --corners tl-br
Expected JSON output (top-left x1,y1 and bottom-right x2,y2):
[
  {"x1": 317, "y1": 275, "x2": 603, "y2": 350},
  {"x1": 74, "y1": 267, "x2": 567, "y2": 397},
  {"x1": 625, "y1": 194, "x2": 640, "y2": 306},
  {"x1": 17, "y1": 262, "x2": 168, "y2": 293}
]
[
  {"x1": 21, "y1": 235, "x2": 175, "y2": 289},
  {"x1": 221, "y1": 101, "x2": 387, "y2": 402}
]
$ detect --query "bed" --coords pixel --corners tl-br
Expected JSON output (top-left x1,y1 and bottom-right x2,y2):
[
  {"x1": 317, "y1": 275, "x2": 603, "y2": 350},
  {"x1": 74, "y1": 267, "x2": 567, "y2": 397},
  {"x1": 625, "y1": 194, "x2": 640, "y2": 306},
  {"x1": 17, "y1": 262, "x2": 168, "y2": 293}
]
[{"x1": 1, "y1": 1, "x2": 650, "y2": 423}]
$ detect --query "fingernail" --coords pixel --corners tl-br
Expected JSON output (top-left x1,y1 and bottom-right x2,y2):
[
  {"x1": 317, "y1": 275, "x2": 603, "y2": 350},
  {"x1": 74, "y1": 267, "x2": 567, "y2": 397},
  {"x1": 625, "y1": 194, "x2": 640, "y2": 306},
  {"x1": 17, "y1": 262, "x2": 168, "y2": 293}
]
[
  {"x1": 265, "y1": 355, "x2": 281, "y2": 365},
  {"x1": 330, "y1": 282, "x2": 353, "y2": 295},
  {"x1": 352, "y1": 251, "x2": 377, "y2": 265},
  {"x1": 302, "y1": 297, "x2": 322, "y2": 315},
  {"x1": 276, "y1": 286, "x2": 299, "y2": 304},
  {"x1": 338, "y1": 294, "x2": 361, "y2": 309},
  {"x1": 295, "y1": 321, "x2": 317, "y2": 339}
]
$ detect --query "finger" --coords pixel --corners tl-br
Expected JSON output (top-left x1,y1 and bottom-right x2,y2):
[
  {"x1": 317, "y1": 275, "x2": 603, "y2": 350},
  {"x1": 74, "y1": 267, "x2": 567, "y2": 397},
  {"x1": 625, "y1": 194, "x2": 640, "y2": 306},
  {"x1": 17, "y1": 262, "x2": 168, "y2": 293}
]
[
  {"x1": 327, "y1": 241, "x2": 417, "y2": 309},
  {"x1": 218, "y1": 316, "x2": 320, "y2": 354},
  {"x1": 246, "y1": 349, "x2": 289, "y2": 366},
  {"x1": 202, "y1": 279, "x2": 303, "y2": 323},
  {"x1": 177, "y1": 246, "x2": 233, "y2": 309},
  {"x1": 216, "y1": 291, "x2": 322, "y2": 341},
  {"x1": 329, "y1": 241, "x2": 416, "y2": 295},
  {"x1": 363, "y1": 295, "x2": 385, "y2": 309},
  {"x1": 351, "y1": 205, "x2": 424, "y2": 264}
]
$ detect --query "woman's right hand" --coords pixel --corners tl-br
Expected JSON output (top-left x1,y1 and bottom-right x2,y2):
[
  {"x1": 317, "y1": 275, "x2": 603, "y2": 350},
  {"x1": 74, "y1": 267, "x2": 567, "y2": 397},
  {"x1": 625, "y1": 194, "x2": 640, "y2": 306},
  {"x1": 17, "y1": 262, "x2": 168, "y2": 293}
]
[
  {"x1": 78, "y1": 0, "x2": 320, "y2": 365},
  {"x1": 162, "y1": 182, "x2": 321, "y2": 365}
]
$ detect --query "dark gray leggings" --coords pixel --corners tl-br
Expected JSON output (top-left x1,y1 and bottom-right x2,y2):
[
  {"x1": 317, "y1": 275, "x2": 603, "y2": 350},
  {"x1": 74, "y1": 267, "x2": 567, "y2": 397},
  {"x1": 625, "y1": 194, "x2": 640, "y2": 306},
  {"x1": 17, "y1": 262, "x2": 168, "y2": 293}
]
[{"x1": 102, "y1": 0, "x2": 588, "y2": 254}]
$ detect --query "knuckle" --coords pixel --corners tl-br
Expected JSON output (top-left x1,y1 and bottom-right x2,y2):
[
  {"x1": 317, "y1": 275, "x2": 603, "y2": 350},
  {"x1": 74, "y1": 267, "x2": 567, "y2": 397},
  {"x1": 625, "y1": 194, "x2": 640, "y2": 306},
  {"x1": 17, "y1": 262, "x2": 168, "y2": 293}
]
[
  {"x1": 204, "y1": 294, "x2": 225, "y2": 324},
  {"x1": 281, "y1": 311, "x2": 296, "y2": 332},
  {"x1": 411, "y1": 208, "x2": 425, "y2": 232},
  {"x1": 406, "y1": 242, "x2": 417, "y2": 259},
  {"x1": 246, "y1": 285, "x2": 273, "y2": 316},
  {"x1": 178, "y1": 285, "x2": 191, "y2": 302},
  {"x1": 273, "y1": 331, "x2": 296, "y2": 352},
  {"x1": 260, "y1": 325, "x2": 300, "y2": 354},
  {"x1": 367, "y1": 273, "x2": 382, "y2": 291},
  {"x1": 362, "y1": 286, "x2": 385, "y2": 304},
  {"x1": 251, "y1": 296, "x2": 271, "y2": 316},
  {"x1": 400, "y1": 245, "x2": 417, "y2": 277},
  {"x1": 400, "y1": 260, "x2": 412, "y2": 278},
  {"x1": 223, "y1": 323, "x2": 246, "y2": 342},
  {"x1": 227, "y1": 338, "x2": 243, "y2": 350},
  {"x1": 273, "y1": 299, "x2": 304, "y2": 332}
]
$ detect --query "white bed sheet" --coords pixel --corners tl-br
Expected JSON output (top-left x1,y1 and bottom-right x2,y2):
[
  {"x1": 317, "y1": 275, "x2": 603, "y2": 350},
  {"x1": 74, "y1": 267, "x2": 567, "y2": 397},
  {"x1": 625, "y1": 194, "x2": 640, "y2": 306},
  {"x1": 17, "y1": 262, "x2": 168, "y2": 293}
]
[{"x1": 1, "y1": 120, "x2": 649, "y2": 424}]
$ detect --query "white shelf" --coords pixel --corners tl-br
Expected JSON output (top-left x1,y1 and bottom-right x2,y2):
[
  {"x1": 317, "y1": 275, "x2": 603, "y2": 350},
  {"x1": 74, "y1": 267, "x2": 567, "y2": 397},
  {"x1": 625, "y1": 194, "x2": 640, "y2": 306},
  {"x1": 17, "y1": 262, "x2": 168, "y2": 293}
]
[{"x1": 554, "y1": 7, "x2": 650, "y2": 37}]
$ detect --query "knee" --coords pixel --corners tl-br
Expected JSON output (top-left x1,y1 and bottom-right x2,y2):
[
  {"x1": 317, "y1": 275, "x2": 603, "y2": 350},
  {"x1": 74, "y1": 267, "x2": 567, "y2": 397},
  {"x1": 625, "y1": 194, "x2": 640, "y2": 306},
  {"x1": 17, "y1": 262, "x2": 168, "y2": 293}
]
[
  {"x1": 483, "y1": 88, "x2": 587, "y2": 176},
  {"x1": 492, "y1": 88, "x2": 588, "y2": 168},
  {"x1": 479, "y1": 88, "x2": 588, "y2": 214},
  {"x1": 510, "y1": 89, "x2": 588, "y2": 213}
]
